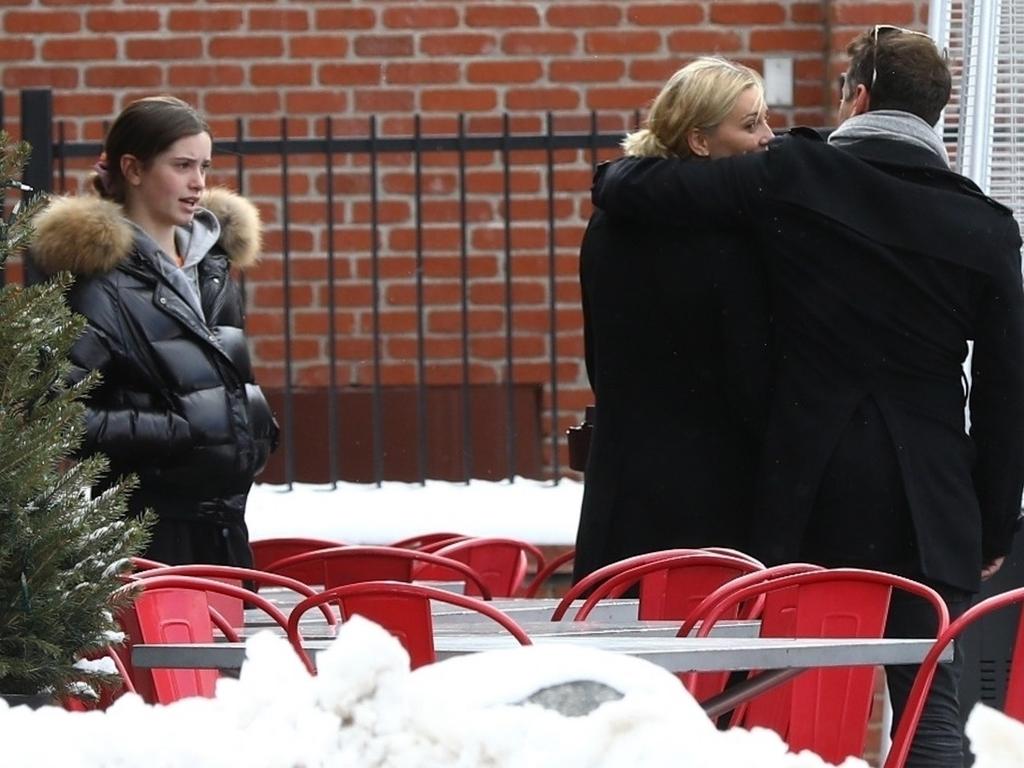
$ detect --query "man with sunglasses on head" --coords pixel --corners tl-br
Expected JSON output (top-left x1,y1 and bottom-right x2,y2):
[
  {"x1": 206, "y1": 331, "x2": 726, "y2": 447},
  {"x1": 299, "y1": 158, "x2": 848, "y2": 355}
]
[{"x1": 593, "y1": 25, "x2": 1024, "y2": 767}]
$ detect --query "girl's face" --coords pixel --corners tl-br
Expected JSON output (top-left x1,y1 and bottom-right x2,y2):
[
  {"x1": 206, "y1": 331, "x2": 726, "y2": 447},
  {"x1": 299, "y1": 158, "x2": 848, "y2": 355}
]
[
  {"x1": 123, "y1": 132, "x2": 212, "y2": 230},
  {"x1": 701, "y1": 87, "x2": 773, "y2": 159}
]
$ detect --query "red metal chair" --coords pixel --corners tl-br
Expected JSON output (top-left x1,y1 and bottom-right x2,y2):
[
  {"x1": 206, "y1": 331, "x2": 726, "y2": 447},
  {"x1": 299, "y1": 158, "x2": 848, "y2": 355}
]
[
  {"x1": 523, "y1": 548, "x2": 576, "y2": 597},
  {"x1": 128, "y1": 556, "x2": 248, "y2": 627},
  {"x1": 550, "y1": 548, "x2": 707, "y2": 620},
  {"x1": 103, "y1": 645, "x2": 137, "y2": 696},
  {"x1": 389, "y1": 532, "x2": 467, "y2": 550},
  {"x1": 418, "y1": 537, "x2": 547, "y2": 597},
  {"x1": 250, "y1": 537, "x2": 345, "y2": 583},
  {"x1": 287, "y1": 580, "x2": 532, "y2": 670},
  {"x1": 703, "y1": 547, "x2": 766, "y2": 567},
  {"x1": 129, "y1": 556, "x2": 170, "y2": 571},
  {"x1": 674, "y1": 563, "x2": 825, "y2": 707},
  {"x1": 115, "y1": 575, "x2": 311, "y2": 704},
  {"x1": 571, "y1": 552, "x2": 763, "y2": 622},
  {"x1": 676, "y1": 563, "x2": 826, "y2": 638},
  {"x1": 417, "y1": 535, "x2": 476, "y2": 553},
  {"x1": 264, "y1": 545, "x2": 493, "y2": 599},
  {"x1": 565, "y1": 551, "x2": 763, "y2": 707},
  {"x1": 885, "y1": 585, "x2": 1024, "y2": 768},
  {"x1": 691, "y1": 568, "x2": 950, "y2": 765},
  {"x1": 61, "y1": 646, "x2": 137, "y2": 712},
  {"x1": 132, "y1": 564, "x2": 337, "y2": 630}
]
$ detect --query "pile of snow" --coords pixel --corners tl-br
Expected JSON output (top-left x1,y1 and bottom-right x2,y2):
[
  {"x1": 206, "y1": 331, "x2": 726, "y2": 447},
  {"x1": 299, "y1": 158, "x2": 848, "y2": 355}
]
[
  {"x1": 966, "y1": 703, "x2": 1024, "y2": 768},
  {"x1": 247, "y1": 478, "x2": 583, "y2": 545},
  {"x1": 0, "y1": 617, "x2": 867, "y2": 768}
]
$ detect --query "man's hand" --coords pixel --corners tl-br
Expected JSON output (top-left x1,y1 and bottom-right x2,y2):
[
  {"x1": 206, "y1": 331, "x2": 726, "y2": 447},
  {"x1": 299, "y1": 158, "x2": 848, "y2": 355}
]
[{"x1": 981, "y1": 556, "x2": 1005, "y2": 581}]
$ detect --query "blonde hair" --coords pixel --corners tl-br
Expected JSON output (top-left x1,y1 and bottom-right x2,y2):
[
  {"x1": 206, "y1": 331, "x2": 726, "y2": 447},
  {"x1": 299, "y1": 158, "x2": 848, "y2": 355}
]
[{"x1": 622, "y1": 57, "x2": 766, "y2": 158}]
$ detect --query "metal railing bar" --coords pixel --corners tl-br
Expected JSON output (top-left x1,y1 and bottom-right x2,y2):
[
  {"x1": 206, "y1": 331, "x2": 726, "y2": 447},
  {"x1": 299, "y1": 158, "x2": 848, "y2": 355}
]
[
  {"x1": 57, "y1": 121, "x2": 66, "y2": 193},
  {"x1": 325, "y1": 116, "x2": 339, "y2": 489},
  {"x1": 234, "y1": 118, "x2": 245, "y2": 194},
  {"x1": 414, "y1": 114, "x2": 428, "y2": 486},
  {"x1": 545, "y1": 111, "x2": 560, "y2": 483},
  {"x1": 52, "y1": 133, "x2": 627, "y2": 159},
  {"x1": 458, "y1": 113, "x2": 472, "y2": 484},
  {"x1": 234, "y1": 118, "x2": 247, "y2": 304},
  {"x1": 280, "y1": 117, "x2": 295, "y2": 490},
  {"x1": 502, "y1": 112, "x2": 516, "y2": 483},
  {"x1": 369, "y1": 115, "x2": 383, "y2": 487},
  {"x1": 1, "y1": 91, "x2": 4, "y2": 289}
]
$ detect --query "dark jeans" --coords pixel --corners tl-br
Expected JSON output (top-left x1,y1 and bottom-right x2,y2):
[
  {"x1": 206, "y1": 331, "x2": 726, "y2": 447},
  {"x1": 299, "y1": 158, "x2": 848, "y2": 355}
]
[{"x1": 884, "y1": 586, "x2": 972, "y2": 768}]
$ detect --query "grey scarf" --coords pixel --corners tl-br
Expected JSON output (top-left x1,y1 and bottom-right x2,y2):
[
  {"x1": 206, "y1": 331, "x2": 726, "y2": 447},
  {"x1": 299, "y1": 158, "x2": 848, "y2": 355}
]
[{"x1": 827, "y1": 110, "x2": 950, "y2": 168}]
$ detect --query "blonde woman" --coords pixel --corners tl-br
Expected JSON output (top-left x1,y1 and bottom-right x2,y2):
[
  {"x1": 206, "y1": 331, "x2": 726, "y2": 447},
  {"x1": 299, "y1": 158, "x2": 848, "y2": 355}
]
[{"x1": 573, "y1": 58, "x2": 773, "y2": 581}]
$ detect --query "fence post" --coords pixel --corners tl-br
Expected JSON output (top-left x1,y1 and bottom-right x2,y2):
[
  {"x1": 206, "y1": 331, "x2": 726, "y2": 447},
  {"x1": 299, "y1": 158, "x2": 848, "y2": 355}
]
[
  {"x1": 1, "y1": 89, "x2": 4, "y2": 289},
  {"x1": 20, "y1": 89, "x2": 52, "y2": 286}
]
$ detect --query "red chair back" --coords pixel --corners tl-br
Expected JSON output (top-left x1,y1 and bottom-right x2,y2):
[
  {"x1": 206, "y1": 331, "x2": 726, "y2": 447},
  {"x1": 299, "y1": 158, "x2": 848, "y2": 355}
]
[
  {"x1": 119, "y1": 586, "x2": 219, "y2": 703},
  {"x1": 551, "y1": 548, "x2": 706, "y2": 620},
  {"x1": 116, "y1": 575, "x2": 310, "y2": 704},
  {"x1": 287, "y1": 581, "x2": 531, "y2": 669},
  {"x1": 885, "y1": 586, "x2": 1024, "y2": 768},
  {"x1": 130, "y1": 556, "x2": 170, "y2": 571},
  {"x1": 265, "y1": 545, "x2": 493, "y2": 599},
  {"x1": 130, "y1": 556, "x2": 242, "y2": 627},
  {"x1": 696, "y1": 568, "x2": 949, "y2": 764},
  {"x1": 573, "y1": 552, "x2": 763, "y2": 621},
  {"x1": 422, "y1": 537, "x2": 547, "y2": 597},
  {"x1": 675, "y1": 563, "x2": 823, "y2": 704},
  {"x1": 523, "y1": 548, "x2": 576, "y2": 597},
  {"x1": 390, "y1": 532, "x2": 466, "y2": 550},
  {"x1": 250, "y1": 537, "x2": 344, "y2": 583},
  {"x1": 133, "y1": 564, "x2": 337, "y2": 628},
  {"x1": 1008, "y1": 603, "x2": 1024, "y2": 720}
]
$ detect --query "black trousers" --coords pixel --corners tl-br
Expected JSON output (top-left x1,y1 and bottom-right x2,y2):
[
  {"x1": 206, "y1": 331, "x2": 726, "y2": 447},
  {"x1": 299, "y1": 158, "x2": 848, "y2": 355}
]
[
  {"x1": 803, "y1": 398, "x2": 974, "y2": 767},
  {"x1": 884, "y1": 586, "x2": 971, "y2": 767}
]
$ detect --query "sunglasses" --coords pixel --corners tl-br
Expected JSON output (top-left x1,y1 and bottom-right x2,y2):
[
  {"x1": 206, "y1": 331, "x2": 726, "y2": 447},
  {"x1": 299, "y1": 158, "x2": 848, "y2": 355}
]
[
  {"x1": 839, "y1": 25, "x2": 939, "y2": 102},
  {"x1": 871, "y1": 24, "x2": 935, "y2": 91}
]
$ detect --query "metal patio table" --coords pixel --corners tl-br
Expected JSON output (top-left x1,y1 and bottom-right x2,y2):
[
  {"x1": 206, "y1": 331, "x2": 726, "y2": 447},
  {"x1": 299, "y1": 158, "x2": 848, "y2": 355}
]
[{"x1": 132, "y1": 634, "x2": 950, "y2": 716}]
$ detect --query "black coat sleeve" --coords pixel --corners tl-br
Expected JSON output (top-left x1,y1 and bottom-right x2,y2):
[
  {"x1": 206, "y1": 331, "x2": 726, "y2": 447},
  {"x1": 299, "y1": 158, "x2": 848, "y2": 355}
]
[
  {"x1": 970, "y1": 221, "x2": 1024, "y2": 561},
  {"x1": 589, "y1": 153, "x2": 776, "y2": 436},
  {"x1": 67, "y1": 279, "x2": 193, "y2": 461},
  {"x1": 591, "y1": 151, "x2": 772, "y2": 228}
]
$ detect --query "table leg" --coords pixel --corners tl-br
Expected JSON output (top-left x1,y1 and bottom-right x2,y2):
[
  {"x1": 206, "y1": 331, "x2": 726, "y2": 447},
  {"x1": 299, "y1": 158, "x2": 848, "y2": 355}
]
[{"x1": 700, "y1": 668, "x2": 805, "y2": 718}]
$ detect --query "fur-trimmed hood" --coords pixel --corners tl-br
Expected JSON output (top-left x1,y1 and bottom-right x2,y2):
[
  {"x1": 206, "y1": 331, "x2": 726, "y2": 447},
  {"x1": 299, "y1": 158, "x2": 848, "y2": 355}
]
[{"x1": 31, "y1": 187, "x2": 262, "y2": 277}]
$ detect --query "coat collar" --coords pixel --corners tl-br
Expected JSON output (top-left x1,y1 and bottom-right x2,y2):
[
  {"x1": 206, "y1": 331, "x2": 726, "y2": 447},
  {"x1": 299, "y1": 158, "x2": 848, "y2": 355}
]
[
  {"x1": 839, "y1": 137, "x2": 953, "y2": 172},
  {"x1": 31, "y1": 188, "x2": 262, "y2": 278},
  {"x1": 835, "y1": 137, "x2": 1012, "y2": 213}
]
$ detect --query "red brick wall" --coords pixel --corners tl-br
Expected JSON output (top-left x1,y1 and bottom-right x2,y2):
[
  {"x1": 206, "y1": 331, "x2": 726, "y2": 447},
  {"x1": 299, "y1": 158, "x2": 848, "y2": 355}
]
[{"x1": 1, "y1": 1, "x2": 931, "y2": 477}]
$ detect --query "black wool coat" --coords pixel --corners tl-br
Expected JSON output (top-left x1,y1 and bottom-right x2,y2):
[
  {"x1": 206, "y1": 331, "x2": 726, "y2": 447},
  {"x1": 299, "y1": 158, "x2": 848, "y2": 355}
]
[
  {"x1": 592, "y1": 133, "x2": 1024, "y2": 593},
  {"x1": 572, "y1": 200, "x2": 772, "y2": 581},
  {"x1": 31, "y1": 190, "x2": 278, "y2": 542}
]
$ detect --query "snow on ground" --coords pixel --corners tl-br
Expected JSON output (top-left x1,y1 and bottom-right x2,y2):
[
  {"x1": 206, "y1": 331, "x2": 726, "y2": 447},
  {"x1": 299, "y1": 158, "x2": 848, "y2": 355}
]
[
  {"x1": 966, "y1": 705, "x2": 1024, "y2": 768},
  {"x1": 0, "y1": 617, "x2": 869, "y2": 768},
  {"x1": 246, "y1": 478, "x2": 583, "y2": 545}
]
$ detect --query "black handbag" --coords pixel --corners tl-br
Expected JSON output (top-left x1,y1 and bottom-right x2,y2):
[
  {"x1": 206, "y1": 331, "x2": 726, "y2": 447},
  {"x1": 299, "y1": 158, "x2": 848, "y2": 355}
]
[{"x1": 566, "y1": 405, "x2": 595, "y2": 472}]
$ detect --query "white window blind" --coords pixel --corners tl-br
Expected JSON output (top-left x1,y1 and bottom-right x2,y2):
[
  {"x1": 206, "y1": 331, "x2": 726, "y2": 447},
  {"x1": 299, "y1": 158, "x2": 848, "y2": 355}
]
[
  {"x1": 935, "y1": 0, "x2": 1024, "y2": 232},
  {"x1": 986, "y1": 1, "x2": 1023, "y2": 228}
]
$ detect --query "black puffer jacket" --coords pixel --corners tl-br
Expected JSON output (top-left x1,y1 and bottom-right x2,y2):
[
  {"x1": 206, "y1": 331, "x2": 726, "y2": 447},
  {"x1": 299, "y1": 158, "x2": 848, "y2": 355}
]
[{"x1": 32, "y1": 188, "x2": 278, "y2": 524}]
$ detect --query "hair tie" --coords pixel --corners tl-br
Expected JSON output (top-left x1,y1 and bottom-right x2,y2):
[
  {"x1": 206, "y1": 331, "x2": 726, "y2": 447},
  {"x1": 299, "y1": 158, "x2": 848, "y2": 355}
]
[{"x1": 93, "y1": 152, "x2": 111, "y2": 194}]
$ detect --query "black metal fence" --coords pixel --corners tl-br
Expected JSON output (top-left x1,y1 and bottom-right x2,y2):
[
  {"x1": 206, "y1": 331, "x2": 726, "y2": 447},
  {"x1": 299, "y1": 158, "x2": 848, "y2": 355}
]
[{"x1": 8, "y1": 88, "x2": 634, "y2": 488}]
